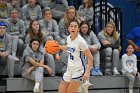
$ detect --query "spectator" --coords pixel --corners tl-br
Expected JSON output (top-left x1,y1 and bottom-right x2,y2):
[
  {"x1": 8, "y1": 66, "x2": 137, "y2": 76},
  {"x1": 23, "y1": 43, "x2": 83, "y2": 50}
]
[
  {"x1": 38, "y1": 0, "x2": 69, "y2": 20},
  {"x1": 21, "y1": 38, "x2": 52, "y2": 93},
  {"x1": 98, "y1": 21, "x2": 120, "y2": 75},
  {"x1": 122, "y1": 44, "x2": 140, "y2": 93},
  {"x1": 39, "y1": 8, "x2": 64, "y2": 45},
  {"x1": 9, "y1": 0, "x2": 22, "y2": 19},
  {"x1": 77, "y1": 0, "x2": 93, "y2": 26},
  {"x1": 0, "y1": 22, "x2": 17, "y2": 78},
  {"x1": 58, "y1": 6, "x2": 80, "y2": 43},
  {"x1": 79, "y1": 21, "x2": 102, "y2": 76},
  {"x1": 127, "y1": 26, "x2": 140, "y2": 72},
  {"x1": 0, "y1": 0, "x2": 11, "y2": 21},
  {"x1": 5, "y1": 8, "x2": 25, "y2": 57},
  {"x1": 25, "y1": 20, "x2": 55, "y2": 76},
  {"x1": 22, "y1": 0, "x2": 42, "y2": 30}
]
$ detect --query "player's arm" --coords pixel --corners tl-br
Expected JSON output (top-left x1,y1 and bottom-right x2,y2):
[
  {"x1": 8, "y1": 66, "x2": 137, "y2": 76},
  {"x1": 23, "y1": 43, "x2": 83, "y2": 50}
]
[
  {"x1": 79, "y1": 40, "x2": 93, "y2": 80},
  {"x1": 59, "y1": 45, "x2": 68, "y2": 50},
  {"x1": 83, "y1": 49, "x2": 93, "y2": 80}
]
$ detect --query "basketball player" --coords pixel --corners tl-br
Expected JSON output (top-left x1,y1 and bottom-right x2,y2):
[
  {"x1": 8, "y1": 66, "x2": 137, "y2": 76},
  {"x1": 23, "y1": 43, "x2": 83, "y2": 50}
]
[{"x1": 58, "y1": 20, "x2": 93, "y2": 93}]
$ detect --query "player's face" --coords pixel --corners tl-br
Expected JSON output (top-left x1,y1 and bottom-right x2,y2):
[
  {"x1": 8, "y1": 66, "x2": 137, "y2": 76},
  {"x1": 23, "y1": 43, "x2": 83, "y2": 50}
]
[
  {"x1": 31, "y1": 41, "x2": 40, "y2": 51},
  {"x1": 44, "y1": 11, "x2": 52, "y2": 21},
  {"x1": 68, "y1": 9, "x2": 76, "y2": 20},
  {"x1": 126, "y1": 45, "x2": 134, "y2": 54},
  {"x1": 0, "y1": 26, "x2": 6, "y2": 36},
  {"x1": 106, "y1": 24, "x2": 114, "y2": 35},
  {"x1": 10, "y1": 10, "x2": 18, "y2": 19},
  {"x1": 80, "y1": 24, "x2": 89, "y2": 34},
  {"x1": 68, "y1": 21, "x2": 79, "y2": 35},
  {"x1": 32, "y1": 21, "x2": 39, "y2": 34}
]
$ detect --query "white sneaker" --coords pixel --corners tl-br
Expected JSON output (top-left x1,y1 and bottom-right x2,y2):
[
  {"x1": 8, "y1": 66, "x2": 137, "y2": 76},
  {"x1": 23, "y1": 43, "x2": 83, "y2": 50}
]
[
  {"x1": 77, "y1": 80, "x2": 93, "y2": 93},
  {"x1": 129, "y1": 90, "x2": 133, "y2": 93},
  {"x1": 113, "y1": 68, "x2": 120, "y2": 75},
  {"x1": 33, "y1": 83, "x2": 40, "y2": 93}
]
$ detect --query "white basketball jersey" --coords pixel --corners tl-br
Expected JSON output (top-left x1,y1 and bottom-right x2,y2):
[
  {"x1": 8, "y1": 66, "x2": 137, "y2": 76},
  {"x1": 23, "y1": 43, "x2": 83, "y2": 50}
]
[{"x1": 67, "y1": 34, "x2": 89, "y2": 67}]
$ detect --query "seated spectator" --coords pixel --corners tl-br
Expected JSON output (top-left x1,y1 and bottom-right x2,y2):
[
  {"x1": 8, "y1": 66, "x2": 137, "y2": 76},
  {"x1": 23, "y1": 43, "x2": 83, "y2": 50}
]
[
  {"x1": 38, "y1": 0, "x2": 69, "y2": 20},
  {"x1": 9, "y1": 0, "x2": 22, "y2": 19},
  {"x1": 39, "y1": 8, "x2": 64, "y2": 45},
  {"x1": 0, "y1": 22, "x2": 17, "y2": 78},
  {"x1": 25, "y1": 20, "x2": 55, "y2": 76},
  {"x1": 58, "y1": 6, "x2": 80, "y2": 43},
  {"x1": 98, "y1": 21, "x2": 120, "y2": 75},
  {"x1": 79, "y1": 21, "x2": 102, "y2": 76},
  {"x1": 127, "y1": 26, "x2": 140, "y2": 73},
  {"x1": 5, "y1": 8, "x2": 25, "y2": 58},
  {"x1": 0, "y1": 0, "x2": 11, "y2": 21},
  {"x1": 22, "y1": 0, "x2": 42, "y2": 30},
  {"x1": 21, "y1": 38, "x2": 52, "y2": 93},
  {"x1": 77, "y1": 0, "x2": 93, "y2": 26},
  {"x1": 122, "y1": 44, "x2": 140, "y2": 93}
]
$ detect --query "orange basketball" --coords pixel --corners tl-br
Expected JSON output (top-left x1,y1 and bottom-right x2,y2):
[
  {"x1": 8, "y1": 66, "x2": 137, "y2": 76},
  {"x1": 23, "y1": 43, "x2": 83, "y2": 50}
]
[{"x1": 45, "y1": 40, "x2": 59, "y2": 54}]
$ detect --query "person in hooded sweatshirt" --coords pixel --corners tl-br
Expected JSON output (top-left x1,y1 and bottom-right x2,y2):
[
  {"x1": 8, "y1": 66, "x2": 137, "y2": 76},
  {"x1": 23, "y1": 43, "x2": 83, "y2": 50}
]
[{"x1": 21, "y1": 38, "x2": 52, "y2": 93}]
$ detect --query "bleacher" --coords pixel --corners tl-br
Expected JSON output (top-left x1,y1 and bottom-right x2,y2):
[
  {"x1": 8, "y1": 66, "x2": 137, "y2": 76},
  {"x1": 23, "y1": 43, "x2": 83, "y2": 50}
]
[{"x1": 0, "y1": 76, "x2": 139, "y2": 93}]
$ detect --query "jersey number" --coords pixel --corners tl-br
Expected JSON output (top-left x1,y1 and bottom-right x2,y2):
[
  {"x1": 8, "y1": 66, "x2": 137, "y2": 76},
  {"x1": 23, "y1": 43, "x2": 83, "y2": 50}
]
[{"x1": 70, "y1": 53, "x2": 74, "y2": 60}]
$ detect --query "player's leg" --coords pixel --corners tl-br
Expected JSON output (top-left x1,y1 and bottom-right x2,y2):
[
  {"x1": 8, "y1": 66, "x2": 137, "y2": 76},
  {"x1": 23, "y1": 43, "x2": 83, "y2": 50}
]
[
  {"x1": 67, "y1": 80, "x2": 81, "y2": 93},
  {"x1": 58, "y1": 80, "x2": 70, "y2": 93}
]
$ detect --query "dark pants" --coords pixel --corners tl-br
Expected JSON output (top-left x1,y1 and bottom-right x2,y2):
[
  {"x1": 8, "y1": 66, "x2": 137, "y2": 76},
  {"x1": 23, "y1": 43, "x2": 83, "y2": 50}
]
[{"x1": 137, "y1": 57, "x2": 140, "y2": 73}]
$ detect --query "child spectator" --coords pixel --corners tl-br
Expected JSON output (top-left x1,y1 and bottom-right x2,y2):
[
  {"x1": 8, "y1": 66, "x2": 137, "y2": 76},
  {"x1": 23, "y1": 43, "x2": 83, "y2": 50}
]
[{"x1": 122, "y1": 44, "x2": 140, "y2": 93}]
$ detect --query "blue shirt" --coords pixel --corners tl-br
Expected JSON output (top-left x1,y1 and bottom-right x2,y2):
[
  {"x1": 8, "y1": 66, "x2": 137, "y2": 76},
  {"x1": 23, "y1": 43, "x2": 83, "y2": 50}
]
[{"x1": 127, "y1": 26, "x2": 140, "y2": 57}]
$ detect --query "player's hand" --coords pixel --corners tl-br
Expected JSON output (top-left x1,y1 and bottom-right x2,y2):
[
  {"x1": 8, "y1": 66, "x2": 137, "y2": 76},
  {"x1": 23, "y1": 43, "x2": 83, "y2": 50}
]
[{"x1": 83, "y1": 72, "x2": 90, "y2": 81}]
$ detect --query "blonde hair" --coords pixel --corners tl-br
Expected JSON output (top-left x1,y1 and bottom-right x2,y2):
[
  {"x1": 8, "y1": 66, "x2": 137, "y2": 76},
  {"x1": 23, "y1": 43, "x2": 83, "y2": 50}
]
[
  {"x1": 64, "y1": 6, "x2": 79, "y2": 29},
  {"x1": 103, "y1": 21, "x2": 119, "y2": 40}
]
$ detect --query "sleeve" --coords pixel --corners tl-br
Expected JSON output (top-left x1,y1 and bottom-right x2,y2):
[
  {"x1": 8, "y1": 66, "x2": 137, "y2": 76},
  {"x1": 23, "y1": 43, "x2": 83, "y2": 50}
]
[
  {"x1": 133, "y1": 55, "x2": 138, "y2": 71},
  {"x1": 49, "y1": 20, "x2": 59, "y2": 35},
  {"x1": 58, "y1": 19, "x2": 67, "y2": 39},
  {"x1": 122, "y1": 55, "x2": 129, "y2": 73},
  {"x1": 18, "y1": 20, "x2": 26, "y2": 39},
  {"x1": 77, "y1": 5, "x2": 82, "y2": 16},
  {"x1": 97, "y1": 31, "x2": 106, "y2": 42},
  {"x1": 21, "y1": 5, "x2": 27, "y2": 21},
  {"x1": 37, "y1": 5, "x2": 42, "y2": 20},
  {"x1": 79, "y1": 39, "x2": 89, "y2": 51},
  {"x1": 90, "y1": 31, "x2": 101, "y2": 49},
  {"x1": 126, "y1": 28, "x2": 137, "y2": 40},
  {"x1": 25, "y1": 34, "x2": 30, "y2": 45},
  {"x1": 6, "y1": 35, "x2": 12, "y2": 54},
  {"x1": 84, "y1": 7, "x2": 94, "y2": 21},
  {"x1": 23, "y1": 50, "x2": 31, "y2": 62}
]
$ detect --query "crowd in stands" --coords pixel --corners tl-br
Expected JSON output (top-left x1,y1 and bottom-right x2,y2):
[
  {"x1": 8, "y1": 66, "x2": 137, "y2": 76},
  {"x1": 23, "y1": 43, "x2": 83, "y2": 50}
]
[{"x1": 0, "y1": 0, "x2": 140, "y2": 93}]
